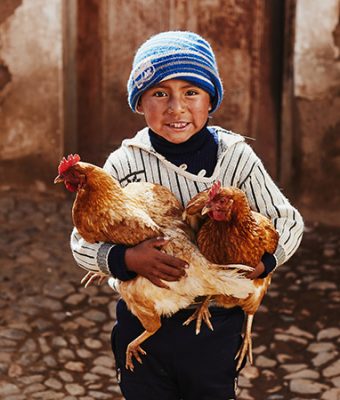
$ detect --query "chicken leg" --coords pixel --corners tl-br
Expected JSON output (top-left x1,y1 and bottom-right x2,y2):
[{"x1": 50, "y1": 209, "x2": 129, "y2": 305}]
[
  {"x1": 236, "y1": 313, "x2": 254, "y2": 370},
  {"x1": 126, "y1": 329, "x2": 160, "y2": 371},
  {"x1": 124, "y1": 308, "x2": 162, "y2": 371},
  {"x1": 183, "y1": 296, "x2": 214, "y2": 334}
]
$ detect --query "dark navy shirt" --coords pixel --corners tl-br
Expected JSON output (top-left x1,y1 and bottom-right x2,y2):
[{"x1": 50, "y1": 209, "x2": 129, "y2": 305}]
[{"x1": 148, "y1": 125, "x2": 218, "y2": 177}]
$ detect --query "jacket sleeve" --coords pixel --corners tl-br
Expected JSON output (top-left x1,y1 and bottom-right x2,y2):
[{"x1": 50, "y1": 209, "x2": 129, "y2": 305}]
[
  {"x1": 237, "y1": 143, "x2": 304, "y2": 267},
  {"x1": 69, "y1": 151, "x2": 136, "y2": 281},
  {"x1": 70, "y1": 228, "x2": 113, "y2": 274}
]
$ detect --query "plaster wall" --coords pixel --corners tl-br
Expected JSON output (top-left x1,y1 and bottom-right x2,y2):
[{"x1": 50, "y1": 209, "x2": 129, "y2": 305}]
[
  {"x1": 0, "y1": 0, "x2": 63, "y2": 188},
  {"x1": 294, "y1": 0, "x2": 340, "y2": 224},
  {"x1": 1, "y1": 0, "x2": 339, "y2": 226}
]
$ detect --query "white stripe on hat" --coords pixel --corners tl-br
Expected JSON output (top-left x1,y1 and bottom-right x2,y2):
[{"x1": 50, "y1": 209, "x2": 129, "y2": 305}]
[
  {"x1": 130, "y1": 60, "x2": 220, "y2": 93},
  {"x1": 133, "y1": 49, "x2": 216, "y2": 72},
  {"x1": 159, "y1": 73, "x2": 214, "y2": 87},
  {"x1": 141, "y1": 33, "x2": 213, "y2": 53}
]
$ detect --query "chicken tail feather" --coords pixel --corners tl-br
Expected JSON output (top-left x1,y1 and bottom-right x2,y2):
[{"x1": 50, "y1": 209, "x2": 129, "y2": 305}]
[
  {"x1": 218, "y1": 263, "x2": 254, "y2": 272},
  {"x1": 205, "y1": 264, "x2": 254, "y2": 299}
]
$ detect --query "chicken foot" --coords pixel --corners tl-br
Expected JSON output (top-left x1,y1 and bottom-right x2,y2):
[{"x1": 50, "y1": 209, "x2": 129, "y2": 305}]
[
  {"x1": 81, "y1": 271, "x2": 107, "y2": 288},
  {"x1": 125, "y1": 328, "x2": 160, "y2": 371},
  {"x1": 236, "y1": 313, "x2": 254, "y2": 371},
  {"x1": 183, "y1": 296, "x2": 214, "y2": 334}
]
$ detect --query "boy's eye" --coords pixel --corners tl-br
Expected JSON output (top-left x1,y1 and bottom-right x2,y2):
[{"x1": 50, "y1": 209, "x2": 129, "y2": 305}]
[
  {"x1": 186, "y1": 90, "x2": 198, "y2": 96},
  {"x1": 153, "y1": 91, "x2": 167, "y2": 97}
]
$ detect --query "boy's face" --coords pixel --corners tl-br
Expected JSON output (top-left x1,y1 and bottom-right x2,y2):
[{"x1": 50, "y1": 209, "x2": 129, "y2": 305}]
[{"x1": 137, "y1": 79, "x2": 212, "y2": 144}]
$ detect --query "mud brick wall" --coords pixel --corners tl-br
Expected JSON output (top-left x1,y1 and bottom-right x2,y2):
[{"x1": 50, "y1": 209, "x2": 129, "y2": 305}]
[
  {"x1": 0, "y1": 0, "x2": 64, "y2": 189},
  {"x1": 293, "y1": 0, "x2": 340, "y2": 224},
  {"x1": 0, "y1": 0, "x2": 339, "y2": 224}
]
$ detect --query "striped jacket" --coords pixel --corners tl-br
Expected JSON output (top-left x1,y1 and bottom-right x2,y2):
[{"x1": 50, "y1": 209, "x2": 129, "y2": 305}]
[{"x1": 70, "y1": 126, "x2": 304, "y2": 275}]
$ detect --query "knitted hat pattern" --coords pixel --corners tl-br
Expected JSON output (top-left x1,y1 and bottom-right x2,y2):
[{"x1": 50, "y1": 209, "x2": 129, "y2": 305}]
[{"x1": 127, "y1": 31, "x2": 224, "y2": 114}]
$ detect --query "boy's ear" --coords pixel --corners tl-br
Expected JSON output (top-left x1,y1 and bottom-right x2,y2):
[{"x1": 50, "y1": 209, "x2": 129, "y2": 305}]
[
  {"x1": 208, "y1": 97, "x2": 212, "y2": 112},
  {"x1": 136, "y1": 98, "x2": 144, "y2": 114}
]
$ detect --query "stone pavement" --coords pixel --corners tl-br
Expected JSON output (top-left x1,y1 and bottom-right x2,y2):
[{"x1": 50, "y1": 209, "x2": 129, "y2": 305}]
[{"x1": 0, "y1": 189, "x2": 339, "y2": 400}]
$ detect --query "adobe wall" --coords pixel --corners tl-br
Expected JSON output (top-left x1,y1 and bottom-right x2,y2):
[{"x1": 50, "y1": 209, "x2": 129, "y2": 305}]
[
  {"x1": 0, "y1": 0, "x2": 64, "y2": 190},
  {"x1": 0, "y1": 0, "x2": 339, "y2": 225},
  {"x1": 294, "y1": 0, "x2": 340, "y2": 224}
]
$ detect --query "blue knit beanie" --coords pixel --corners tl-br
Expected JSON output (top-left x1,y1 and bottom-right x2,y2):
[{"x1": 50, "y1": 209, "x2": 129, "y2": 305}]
[{"x1": 127, "y1": 31, "x2": 223, "y2": 114}]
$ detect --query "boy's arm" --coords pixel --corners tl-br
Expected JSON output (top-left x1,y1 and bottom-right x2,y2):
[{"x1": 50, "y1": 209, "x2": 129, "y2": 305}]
[
  {"x1": 238, "y1": 144, "x2": 304, "y2": 270},
  {"x1": 70, "y1": 150, "x2": 187, "y2": 287},
  {"x1": 71, "y1": 228, "x2": 187, "y2": 288},
  {"x1": 70, "y1": 228, "x2": 136, "y2": 280},
  {"x1": 70, "y1": 151, "x2": 137, "y2": 283}
]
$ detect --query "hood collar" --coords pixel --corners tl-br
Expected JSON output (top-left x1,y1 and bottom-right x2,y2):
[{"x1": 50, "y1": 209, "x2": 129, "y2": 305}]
[{"x1": 121, "y1": 126, "x2": 245, "y2": 182}]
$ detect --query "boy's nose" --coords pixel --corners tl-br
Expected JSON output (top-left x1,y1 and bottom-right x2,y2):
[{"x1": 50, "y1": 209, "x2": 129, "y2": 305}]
[{"x1": 167, "y1": 96, "x2": 186, "y2": 114}]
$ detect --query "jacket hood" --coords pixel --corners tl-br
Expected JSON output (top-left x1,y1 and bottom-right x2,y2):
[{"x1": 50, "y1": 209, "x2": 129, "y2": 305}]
[
  {"x1": 120, "y1": 126, "x2": 245, "y2": 182},
  {"x1": 122, "y1": 126, "x2": 244, "y2": 153}
]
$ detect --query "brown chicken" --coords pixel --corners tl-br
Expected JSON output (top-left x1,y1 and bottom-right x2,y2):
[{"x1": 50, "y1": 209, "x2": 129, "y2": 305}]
[
  {"x1": 183, "y1": 181, "x2": 279, "y2": 370},
  {"x1": 54, "y1": 155, "x2": 255, "y2": 371}
]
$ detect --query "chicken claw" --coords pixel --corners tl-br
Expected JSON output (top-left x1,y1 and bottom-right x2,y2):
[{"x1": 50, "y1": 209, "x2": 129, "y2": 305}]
[
  {"x1": 81, "y1": 271, "x2": 107, "y2": 288},
  {"x1": 236, "y1": 335, "x2": 252, "y2": 371},
  {"x1": 126, "y1": 343, "x2": 147, "y2": 371},
  {"x1": 183, "y1": 296, "x2": 214, "y2": 334},
  {"x1": 124, "y1": 329, "x2": 158, "y2": 371},
  {"x1": 236, "y1": 314, "x2": 254, "y2": 371}
]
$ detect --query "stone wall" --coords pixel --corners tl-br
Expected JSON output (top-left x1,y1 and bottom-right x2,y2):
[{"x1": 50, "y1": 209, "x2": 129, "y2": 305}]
[
  {"x1": 294, "y1": 0, "x2": 340, "y2": 224},
  {"x1": 0, "y1": 0, "x2": 64, "y2": 190}
]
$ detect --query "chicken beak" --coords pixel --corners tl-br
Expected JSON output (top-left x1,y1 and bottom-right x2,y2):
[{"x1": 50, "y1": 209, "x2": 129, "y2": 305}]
[
  {"x1": 54, "y1": 175, "x2": 64, "y2": 184},
  {"x1": 201, "y1": 205, "x2": 211, "y2": 216}
]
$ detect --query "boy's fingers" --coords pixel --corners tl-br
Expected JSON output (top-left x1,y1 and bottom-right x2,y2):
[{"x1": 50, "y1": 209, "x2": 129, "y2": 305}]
[
  {"x1": 157, "y1": 252, "x2": 188, "y2": 270},
  {"x1": 159, "y1": 263, "x2": 187, "y2": 278},
  {"x1": 150, "y1": 236, "x2": 170, "y2": 248},
  {"x1": 149, "y1": 277, "x2": 169, "y2": 289},
  {"x1": 148, "y1": 238, "x2": 188, "y2": 269},
  {"x1": 153, "y1": 266, "x2": 186, "y2": 281}
]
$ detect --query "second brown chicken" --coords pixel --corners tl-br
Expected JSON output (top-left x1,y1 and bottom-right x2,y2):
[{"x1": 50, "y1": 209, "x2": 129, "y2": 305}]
[{"x1": 183, "y1": 181, "x2": 279, "y2": 370}]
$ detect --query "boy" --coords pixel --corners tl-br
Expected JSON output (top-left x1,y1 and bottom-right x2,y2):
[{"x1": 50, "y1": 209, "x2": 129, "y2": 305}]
[{"x1": 71, "y1": 31, "x2": 303, "y2": 399}]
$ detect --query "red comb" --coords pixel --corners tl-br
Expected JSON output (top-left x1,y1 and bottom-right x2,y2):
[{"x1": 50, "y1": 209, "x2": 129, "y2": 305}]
[
  {"x1": 208, "y1": 181, "x2": 221, "y2": 200},
  {"x1": 58, "y1": 154, "x2": 81, "y2": 174}
]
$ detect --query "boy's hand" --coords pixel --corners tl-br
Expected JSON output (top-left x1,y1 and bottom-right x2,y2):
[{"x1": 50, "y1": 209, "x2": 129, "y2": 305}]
[
  {"x1": 246, "y1": 261, "x2": 265, "y2": 279},
  {"x1": 125, "y1": 237, "x2": 188, "y2": 289}
]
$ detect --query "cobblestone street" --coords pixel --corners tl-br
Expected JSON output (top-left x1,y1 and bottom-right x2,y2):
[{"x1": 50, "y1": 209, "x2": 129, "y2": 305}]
[{"x1": 0, "y1": 190, "x2": 339, "y2": 400}]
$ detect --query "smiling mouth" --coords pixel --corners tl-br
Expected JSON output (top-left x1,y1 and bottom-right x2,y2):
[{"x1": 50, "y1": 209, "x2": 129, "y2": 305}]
[{"x1": 167, "y1": 122, "x2": 189, "y2": 129}]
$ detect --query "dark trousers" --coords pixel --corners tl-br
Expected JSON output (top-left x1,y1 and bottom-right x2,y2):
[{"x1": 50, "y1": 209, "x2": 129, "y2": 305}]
[{"x1": 111, "y1": 300, "x2": 245, "y2": 400}]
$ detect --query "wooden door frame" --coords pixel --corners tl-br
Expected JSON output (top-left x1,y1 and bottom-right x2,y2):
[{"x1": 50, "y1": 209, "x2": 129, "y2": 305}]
[
  {"x1": 62, "y1": 0, "x2": 104, "y2": 165},
  {"x1": 252, "y1": 0, "x2": 286, "y2": 180},
  {"x1": 280, "y1": 0, "x2": 297, "y2": 188},
  {"x1": 62, "y1": 0, "x2": 78, "y2": 157}
]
